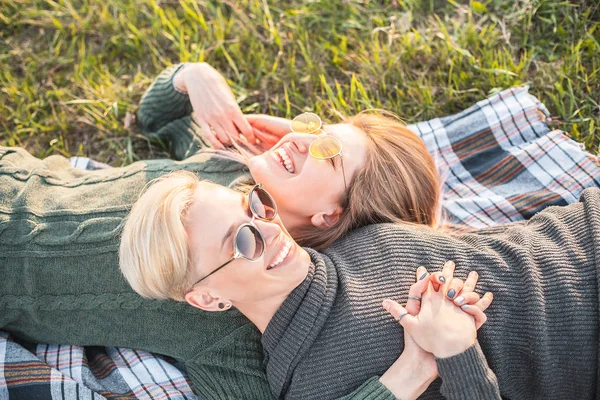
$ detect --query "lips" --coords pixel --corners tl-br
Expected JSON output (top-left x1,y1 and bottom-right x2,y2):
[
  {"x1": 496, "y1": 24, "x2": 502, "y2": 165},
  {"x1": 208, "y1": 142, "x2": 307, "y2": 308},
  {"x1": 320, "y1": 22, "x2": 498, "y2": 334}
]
[
  {"x1": 272, "y1": 146, "x2": 296, "y2": 174},
  {"x1": 267, "y1": 237, "x2": 293, "y2": 270}
]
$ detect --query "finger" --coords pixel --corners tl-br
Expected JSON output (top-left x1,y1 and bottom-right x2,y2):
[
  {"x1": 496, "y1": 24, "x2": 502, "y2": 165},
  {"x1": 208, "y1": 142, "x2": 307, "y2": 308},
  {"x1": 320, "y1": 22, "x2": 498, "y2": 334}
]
[
  {"x1": 254, "y1": 129, "x2": 283, "y2": 147},
  {"x1": 460, "y1": 303, "x2": 488, "y2": 330},
  {"x1": 445, "y1": 277, "x2": 464, "y2": 301},
  {"x1": 462, "y1": 270, "x2": 479, "y2": 294},
  {"x1": 211, "y1": 123, "x2": 232, "y2": 146},
  {"x1": 453, "y1": 292, "x2": 481, "y2": 307},
  {"x1": 439, "y1": 260, "x2": 456, "y2": 294},
  {"x1": 405, "y1": 267, "x2": 430, "y2": 315},
  {"x1": 197, "y1": 119, "x2": 224, "y2": 149},
  {"x1": 245, "y1": 114, "x2": 267, "y2": 129},
  {"x1": 219, "y1": 120, "x2": 238, "y2": 146},
  {"x1": 430, "y1": 271, "x2": 443, "y2": 291},
  {"x1": 233, "y1": 114, "x2": 256, "y2": 143},
  {"x1": 431, "y1": 271, "x2": 449, "y2": 288},
  {"x1": 473, "y1": 292, "x2": 494, "y2": 312},
  {"x1": 382, "y1": 299, "x2": 417, "y2": 330},
  {"x1": 441, "y1": 260, "x2": 456, "y2": 281}
]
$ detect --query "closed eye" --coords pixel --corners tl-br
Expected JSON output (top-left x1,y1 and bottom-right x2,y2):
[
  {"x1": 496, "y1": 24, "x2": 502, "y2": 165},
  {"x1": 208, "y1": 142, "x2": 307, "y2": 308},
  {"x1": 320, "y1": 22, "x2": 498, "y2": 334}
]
[{"x1": 328, "y1": 157, "x2": 337, "y2": 171}]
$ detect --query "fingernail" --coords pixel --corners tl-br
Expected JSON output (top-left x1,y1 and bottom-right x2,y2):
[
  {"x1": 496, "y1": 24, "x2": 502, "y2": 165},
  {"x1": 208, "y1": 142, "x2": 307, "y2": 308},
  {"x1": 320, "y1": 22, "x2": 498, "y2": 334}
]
[
  {"x1": 461, "y1": 304, "x2": 470, "y2": 310},
  {"x1": 447, "y1": 289, "x2": 456, "y2": 299},
  {"x1": 439, "y1": 276, "x2": 446, "y2": 283},
  {"x1": 445, "y1": 260, "x2": 455, "y2": 267},
  {"x1": 382, "y1": 301, "x2": 390, "y2": 311},
  {"x1": 419, "y1": 272, "x2": 428, "y2": 280},
  {"x1": 455, "y1": 296, "x2": 464, "y2": 305}
]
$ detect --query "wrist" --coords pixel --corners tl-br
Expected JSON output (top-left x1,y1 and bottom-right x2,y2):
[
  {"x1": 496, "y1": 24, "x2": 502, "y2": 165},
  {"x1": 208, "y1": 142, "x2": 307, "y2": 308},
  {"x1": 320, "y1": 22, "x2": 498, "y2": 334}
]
[
  {"x1": 433, "y1": 338, "x2": 475, "y2": 359},
  {"x1": 379, "y1": 353, "x2": 435, "y2": 400},
  {"x1": 173, "y1": 63, "x2": 190, "y2": 94}
]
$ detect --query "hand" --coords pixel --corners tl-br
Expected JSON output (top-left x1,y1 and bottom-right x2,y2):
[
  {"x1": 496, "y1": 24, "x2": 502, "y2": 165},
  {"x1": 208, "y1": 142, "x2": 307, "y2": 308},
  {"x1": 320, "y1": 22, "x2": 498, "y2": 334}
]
[
  {"x1": 245, "y1": 114, "x2": 293, "y2": 151},
  {"x1": 430, "y1": 261, "x2": 494, "y2": 329},
  {"x1": 379, "y1": 267, "x2": 437, "y2": 400},
  {"x1": 384, "y1": 283, "x2": 477, "y2": 359},
  {"x1": 173, "y1": 63, "x2": 255, "y2": 149}
]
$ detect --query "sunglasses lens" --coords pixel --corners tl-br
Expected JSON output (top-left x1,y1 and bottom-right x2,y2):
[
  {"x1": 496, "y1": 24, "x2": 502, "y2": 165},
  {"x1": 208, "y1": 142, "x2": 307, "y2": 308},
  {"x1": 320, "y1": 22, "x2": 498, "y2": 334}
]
[
  {"x1": 310, "y1": 136, "x2": 342, "y2": 159},
  {"x1": 236, "y1": 225, "x2": 264, "y2": 260},
  {"x1": 291, "y1": 112, "x2": 321, "y2": 134},
  {"x1": 250, "y1": 188, "x2": 277, "y2": 220}
]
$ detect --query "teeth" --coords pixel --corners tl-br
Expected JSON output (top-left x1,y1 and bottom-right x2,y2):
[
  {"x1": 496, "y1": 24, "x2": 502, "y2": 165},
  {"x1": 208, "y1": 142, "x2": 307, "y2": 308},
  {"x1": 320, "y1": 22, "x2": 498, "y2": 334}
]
[
  {"x1": 268, "y1": 239, "x2": 293, "y2": 269},
  {"x1": 275, "y1": 148, "x2": 295, "y2": 174}
]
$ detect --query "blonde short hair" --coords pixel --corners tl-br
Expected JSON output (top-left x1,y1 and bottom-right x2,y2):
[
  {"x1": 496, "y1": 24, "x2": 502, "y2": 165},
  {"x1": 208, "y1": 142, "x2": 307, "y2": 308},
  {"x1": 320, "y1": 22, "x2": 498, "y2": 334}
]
[{"x1": 119, "y1": 170, "x2": 200, "y2": 301}]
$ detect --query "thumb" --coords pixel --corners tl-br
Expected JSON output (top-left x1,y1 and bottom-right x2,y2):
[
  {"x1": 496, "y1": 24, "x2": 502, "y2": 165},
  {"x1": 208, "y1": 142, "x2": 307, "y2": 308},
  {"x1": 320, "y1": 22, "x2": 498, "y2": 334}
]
[{"x1": 382, "y1": 299, "x2": 417, "y2": 330}]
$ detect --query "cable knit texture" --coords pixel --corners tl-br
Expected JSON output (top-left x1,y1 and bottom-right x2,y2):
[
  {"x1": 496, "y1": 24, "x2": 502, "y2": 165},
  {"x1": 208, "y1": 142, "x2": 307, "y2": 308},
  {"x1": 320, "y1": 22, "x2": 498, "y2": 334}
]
[{"x1": 263, "y1": 188, "x2": 600, "y2": 400}]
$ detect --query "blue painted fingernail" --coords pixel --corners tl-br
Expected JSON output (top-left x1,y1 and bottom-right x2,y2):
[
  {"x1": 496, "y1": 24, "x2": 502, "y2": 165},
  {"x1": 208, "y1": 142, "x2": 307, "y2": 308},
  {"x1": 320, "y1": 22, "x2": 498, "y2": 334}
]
[
  {"x1": 455, "y1": 296, "x2": 464, "y2": 305},
  {"x1": 447, "y1": 289, "x2": 456, "y2": 299},
  {"x1": 419, "y1": 272, "x2": 428, "y2": 280},
  {"x1": 461, "y1": 304, "x2": 470, "y2": 310},
  {"x1": 439, "y1": 276, "x2": 446, "y2": 283}
]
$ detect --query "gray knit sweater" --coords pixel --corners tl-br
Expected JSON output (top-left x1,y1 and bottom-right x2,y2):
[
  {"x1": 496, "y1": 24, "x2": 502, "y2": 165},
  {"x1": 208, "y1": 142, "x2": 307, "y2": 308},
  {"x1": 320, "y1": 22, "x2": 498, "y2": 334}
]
[{"x1": 263, "y1": 188, "x2": 600, "y2": 400}]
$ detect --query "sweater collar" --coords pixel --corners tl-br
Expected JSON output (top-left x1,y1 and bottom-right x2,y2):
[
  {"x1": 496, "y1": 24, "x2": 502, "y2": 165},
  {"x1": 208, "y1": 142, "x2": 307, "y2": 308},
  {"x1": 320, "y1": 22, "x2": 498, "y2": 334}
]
[{"x1": 262, "y1": 248, "x2": 338, "y2": 398}]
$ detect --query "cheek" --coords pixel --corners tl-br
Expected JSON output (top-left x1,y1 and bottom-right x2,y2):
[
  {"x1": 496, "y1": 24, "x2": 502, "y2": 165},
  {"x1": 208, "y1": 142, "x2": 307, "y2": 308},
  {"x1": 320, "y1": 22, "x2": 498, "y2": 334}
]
[{"x1": 218, "y1": 261, "x2": 268, "y2": 301}]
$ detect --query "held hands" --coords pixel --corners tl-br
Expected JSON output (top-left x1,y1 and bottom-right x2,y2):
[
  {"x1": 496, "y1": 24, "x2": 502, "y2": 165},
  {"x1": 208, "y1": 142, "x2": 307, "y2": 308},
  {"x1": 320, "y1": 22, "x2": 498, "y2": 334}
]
[
  {"x1": 383, "y1": 261, "x2": 493, "y2": 359},
  {"x1": 173, "y1": 62, "x2": 255, "y2": 149}
]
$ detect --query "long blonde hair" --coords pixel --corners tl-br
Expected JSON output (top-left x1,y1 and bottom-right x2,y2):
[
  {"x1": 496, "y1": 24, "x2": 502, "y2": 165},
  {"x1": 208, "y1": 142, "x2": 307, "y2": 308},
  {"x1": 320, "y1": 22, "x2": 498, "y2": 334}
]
[{"x1": 286, "y1": 111, "x2": 441, "y2": 250}]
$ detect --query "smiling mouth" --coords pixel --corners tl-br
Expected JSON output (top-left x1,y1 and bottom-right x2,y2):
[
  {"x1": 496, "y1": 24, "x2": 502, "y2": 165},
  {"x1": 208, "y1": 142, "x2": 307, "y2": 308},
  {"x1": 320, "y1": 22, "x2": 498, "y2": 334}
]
[
  {"x1": 273, "y1": 147, "x2": 296, "y2": 174},
  {"x1": 267, "y1": 237, "x2": 293, "y2": 270}
]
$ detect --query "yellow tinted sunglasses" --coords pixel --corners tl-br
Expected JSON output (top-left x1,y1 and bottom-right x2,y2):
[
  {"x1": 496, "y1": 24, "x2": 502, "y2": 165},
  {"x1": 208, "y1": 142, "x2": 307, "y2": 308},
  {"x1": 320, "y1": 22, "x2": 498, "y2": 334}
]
[{"x1": 290, "y1": 113, "x2": 348, "y2": 191}]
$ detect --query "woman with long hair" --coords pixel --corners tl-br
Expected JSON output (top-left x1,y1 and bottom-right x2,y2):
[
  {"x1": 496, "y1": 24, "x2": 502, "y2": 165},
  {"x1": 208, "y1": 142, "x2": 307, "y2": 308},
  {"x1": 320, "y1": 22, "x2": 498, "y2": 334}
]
[{"x1": 142, "y1": 62, "x2": 441, "y2": 249}]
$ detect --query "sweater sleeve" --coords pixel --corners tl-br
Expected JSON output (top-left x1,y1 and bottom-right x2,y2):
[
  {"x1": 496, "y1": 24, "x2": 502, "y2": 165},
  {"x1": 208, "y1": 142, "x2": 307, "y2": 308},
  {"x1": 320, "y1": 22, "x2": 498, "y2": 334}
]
[
  {"x1": 435, "y1": 342, "x2": 501, "y2": 400},
  {"x1": 338, "y1": 377, "x2": 396, "y2": 400},
  {"x1": 185, "y1": 323, "x2": 396, "y2": 400},
  {"x1": 136, "y1": 63, "x2": 214, "y2": 160}
]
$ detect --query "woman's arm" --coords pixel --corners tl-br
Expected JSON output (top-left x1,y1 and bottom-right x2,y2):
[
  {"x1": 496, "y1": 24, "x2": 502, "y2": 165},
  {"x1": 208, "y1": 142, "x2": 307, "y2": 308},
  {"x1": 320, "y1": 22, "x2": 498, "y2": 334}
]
[
  {"x1": 136, "y1": 62, "x2": 255, "y2": 159},
  {"x1": 383, "y1": 264, "x2": 501, "y2": 400},
  {"x1": 187, "y1": 361, "x2": 427, "y2": 400},
  {"x1": 185, "y1": 317, "x2": 434, "y2": 400},
  {"x1": 137, "y1": 63, "x2": 194, "y2": 135}
]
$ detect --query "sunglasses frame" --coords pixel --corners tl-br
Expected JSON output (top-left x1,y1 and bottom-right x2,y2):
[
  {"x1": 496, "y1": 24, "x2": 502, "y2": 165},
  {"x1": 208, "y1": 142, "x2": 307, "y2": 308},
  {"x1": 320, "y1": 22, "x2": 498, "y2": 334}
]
[
  {"x1": 291, "y1": 113, "x2": 348, "y2": 191},
  {"x1": 189, "y1": 184, "x2": 277, "y2": 288}
]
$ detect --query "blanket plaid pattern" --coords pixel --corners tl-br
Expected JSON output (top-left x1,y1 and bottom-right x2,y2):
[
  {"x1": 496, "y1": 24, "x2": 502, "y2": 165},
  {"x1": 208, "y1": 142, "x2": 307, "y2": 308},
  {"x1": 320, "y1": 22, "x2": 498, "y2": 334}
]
[{"x1": 2, "y1": 86, "x2": 599, "y2": 399}]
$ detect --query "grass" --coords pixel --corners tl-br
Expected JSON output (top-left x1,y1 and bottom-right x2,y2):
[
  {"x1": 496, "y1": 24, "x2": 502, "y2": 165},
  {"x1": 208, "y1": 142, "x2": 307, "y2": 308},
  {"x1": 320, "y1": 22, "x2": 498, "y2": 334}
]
[{"x1": 0, "y1": 0, "x2": 598, "y2": 165}]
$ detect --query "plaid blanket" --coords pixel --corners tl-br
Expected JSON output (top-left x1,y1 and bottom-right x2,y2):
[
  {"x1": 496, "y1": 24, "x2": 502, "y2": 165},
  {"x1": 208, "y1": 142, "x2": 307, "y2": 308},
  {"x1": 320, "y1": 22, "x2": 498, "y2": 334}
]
[{"x1": 2, "y1": 86, "x2": 599, "y2": 399}]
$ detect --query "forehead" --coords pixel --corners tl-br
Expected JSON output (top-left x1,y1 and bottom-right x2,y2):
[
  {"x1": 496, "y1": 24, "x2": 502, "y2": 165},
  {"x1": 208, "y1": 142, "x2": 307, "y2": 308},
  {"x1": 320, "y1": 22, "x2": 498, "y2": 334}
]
[
  {"x1": 323, "y1": 123, "x2": 369, "y2": 159},
  {"x1": 187, "y1": 182, "x2": 245, "y2": 253}
]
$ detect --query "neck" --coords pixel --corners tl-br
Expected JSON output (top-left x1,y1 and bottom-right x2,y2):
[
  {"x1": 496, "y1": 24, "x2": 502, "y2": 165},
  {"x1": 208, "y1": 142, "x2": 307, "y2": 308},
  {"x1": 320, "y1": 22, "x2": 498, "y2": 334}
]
[{"x1": 234, "y1": 294, "x2": 289, "y2": 333}]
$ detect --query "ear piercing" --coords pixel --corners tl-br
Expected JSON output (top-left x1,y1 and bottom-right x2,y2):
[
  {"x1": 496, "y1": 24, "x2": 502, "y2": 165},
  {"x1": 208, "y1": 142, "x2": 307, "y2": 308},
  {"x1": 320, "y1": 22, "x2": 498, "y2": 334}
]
[{"x1": 218, "y1": 302, "x2": 231, "y2": 310}]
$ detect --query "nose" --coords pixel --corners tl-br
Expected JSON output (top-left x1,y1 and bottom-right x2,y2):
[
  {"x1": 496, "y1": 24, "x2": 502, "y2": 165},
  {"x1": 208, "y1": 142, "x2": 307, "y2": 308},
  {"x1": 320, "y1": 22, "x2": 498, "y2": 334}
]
[
  {"x1": 285, "y1": 133, "x2": 310, "y2": 154},
  {"x1": 253, "y1": 218, "x2": 284, "y2": 246}
]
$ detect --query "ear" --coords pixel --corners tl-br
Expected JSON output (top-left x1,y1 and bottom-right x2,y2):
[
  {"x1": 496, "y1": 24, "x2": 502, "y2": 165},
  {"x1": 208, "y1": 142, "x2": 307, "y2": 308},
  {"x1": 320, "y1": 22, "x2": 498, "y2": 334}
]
[
  {"x1": 185, "y1": 289, "x2": 232, "y2": 312},
  {"x1": 310, "y1": 207, "x2": 344, "y2": 229}
]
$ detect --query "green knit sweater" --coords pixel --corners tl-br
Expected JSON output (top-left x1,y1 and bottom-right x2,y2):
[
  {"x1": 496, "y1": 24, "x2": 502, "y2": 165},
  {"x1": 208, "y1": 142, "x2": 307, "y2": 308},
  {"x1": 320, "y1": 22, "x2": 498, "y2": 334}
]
[
  {"x1": 264, "y1": 188, "x2": 600, "y2": 400},
  {"x1": 0, "y1": 64, "x2": 398, "y2": 399}
]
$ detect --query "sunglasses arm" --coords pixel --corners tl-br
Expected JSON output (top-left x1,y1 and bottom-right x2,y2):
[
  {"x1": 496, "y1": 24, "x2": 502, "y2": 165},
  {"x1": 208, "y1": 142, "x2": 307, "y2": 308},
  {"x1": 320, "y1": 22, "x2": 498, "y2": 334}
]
[
  {"x1": 190, "y1": 256, "x2": 236, "y2": 288},
  {"x1": 340, "y1": 155, "x2": 348, "y2": 192}
]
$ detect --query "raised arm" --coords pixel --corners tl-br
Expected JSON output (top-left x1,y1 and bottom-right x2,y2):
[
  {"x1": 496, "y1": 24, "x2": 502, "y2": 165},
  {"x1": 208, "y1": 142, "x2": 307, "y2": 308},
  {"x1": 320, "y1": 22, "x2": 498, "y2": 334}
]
[
  {"x1": 383, "y1": 263, "x2": 500, "y2": 400},
  {"x1": 136, "y1": 62, "x2": 255, "y2": 159}
]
